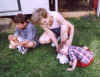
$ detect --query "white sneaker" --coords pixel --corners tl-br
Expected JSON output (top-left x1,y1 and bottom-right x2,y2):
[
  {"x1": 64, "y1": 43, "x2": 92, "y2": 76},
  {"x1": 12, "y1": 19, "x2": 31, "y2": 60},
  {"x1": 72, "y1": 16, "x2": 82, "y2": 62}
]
[
  {"x1": 51, "y1": 37, "x2": 60, "y2": 47},
  {"x1": 17, "y1": 46, "x2": 28, "y2": 55},
  {"x1": 56, "y1": 53, "x2": 69, "y2": 64},
  {"x1": 51, "y1": 43, "x2": 56, "y2": 47}
]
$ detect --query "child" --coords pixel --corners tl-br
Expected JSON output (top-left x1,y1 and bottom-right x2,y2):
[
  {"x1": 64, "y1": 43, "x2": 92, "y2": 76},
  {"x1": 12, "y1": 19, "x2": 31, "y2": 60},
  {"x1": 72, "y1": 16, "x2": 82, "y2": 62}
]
[
  {"x1": 32, "y1": 8, "x2": 74, "y2": 51},
  {"x1": 8, "y1": 13, "x2": 39, "y2": 54},
  {"x1": 57, "y1": 43, "x2": 94, "y2": 71}
]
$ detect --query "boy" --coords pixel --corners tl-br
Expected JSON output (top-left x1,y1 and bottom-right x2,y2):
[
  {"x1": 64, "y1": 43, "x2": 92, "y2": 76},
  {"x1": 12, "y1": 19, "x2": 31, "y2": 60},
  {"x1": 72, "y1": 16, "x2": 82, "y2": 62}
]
[
  {"x1": 8, "y1": 13, "x2": 38, "y2": 54},
  {"x1": 58, "y1": 43, "x2": 94, "y2": 71}
]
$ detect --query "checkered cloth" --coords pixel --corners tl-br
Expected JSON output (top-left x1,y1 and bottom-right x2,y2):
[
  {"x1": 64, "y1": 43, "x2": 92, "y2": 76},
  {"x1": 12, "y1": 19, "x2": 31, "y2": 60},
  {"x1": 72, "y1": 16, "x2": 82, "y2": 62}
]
[{"x1": 68, "y1": 46, "x2": 94, "y2": 64}]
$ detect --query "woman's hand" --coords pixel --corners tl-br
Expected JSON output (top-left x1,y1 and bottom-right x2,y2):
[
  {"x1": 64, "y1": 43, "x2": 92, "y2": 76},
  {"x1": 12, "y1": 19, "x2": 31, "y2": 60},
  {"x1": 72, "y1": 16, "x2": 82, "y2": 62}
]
[
  {"x1": 66, "y1": 39, "x2": 72, "y2": 46},
  {"x1": 56, "y1": 45, "x2": 60, "y2": 52}
]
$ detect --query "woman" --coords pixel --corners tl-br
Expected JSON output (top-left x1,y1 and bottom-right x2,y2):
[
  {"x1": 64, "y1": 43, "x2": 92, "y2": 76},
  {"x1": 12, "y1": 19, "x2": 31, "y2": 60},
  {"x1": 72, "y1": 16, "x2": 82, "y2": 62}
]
[{"x1": 32, "y1": 8, "x2": 74, "y2": 51}]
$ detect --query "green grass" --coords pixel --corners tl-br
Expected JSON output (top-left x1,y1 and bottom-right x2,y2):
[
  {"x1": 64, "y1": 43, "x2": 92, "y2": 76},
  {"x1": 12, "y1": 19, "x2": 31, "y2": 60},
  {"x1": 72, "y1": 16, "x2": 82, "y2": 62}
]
[{"x1": 0, "y1": 15, "x2": 100, "y2": 77}]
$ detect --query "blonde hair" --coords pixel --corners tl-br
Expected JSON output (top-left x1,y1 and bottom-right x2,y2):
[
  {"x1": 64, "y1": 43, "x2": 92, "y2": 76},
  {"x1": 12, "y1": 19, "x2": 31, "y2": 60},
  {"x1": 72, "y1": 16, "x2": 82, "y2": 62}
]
[{"x1": 32, "y1": 8, "x2": 48, "y2": 24}]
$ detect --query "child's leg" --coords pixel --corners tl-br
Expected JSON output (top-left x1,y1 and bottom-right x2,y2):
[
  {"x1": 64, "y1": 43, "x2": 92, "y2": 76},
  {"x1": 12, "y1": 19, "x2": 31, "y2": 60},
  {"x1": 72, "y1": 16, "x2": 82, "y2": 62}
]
[
  {"x1": 39, "y1": 32, "x2": 51, "y2": 44},
  {"x1": 17, "y1": 40, "x2": 37, "y2": 54}
]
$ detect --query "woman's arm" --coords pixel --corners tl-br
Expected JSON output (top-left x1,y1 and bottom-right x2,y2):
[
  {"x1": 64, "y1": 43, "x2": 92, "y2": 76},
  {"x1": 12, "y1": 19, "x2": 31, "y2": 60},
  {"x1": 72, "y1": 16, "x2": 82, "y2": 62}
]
[
  {"x1": 66, "y1": 22, "x2": 74, "y2": 46},
  {"x1": 56, "y1": 13, "x2": 74, "y2": 46},
  {"x1": 42, "y1": 26, "x2": 59, "y2": 51},
  {"x1": 47, "y1": 29, "x2": 59, "y2": 51}
]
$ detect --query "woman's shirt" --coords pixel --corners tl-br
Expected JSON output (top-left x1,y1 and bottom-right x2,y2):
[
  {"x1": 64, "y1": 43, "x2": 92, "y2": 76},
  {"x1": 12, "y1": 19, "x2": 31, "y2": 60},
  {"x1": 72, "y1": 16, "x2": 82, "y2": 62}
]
[{"x1": 48, "y1": 12, "x2": 61, "y2": 29}]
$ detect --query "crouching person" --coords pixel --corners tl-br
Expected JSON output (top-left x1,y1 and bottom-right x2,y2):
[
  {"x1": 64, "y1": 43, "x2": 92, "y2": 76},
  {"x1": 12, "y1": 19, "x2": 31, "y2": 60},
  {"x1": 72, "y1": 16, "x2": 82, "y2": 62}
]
[
  {"x1": 57, "y1": 43, "x2": 94, "y2": 71},
  {"x1": 8, "y1": 13, "x2": 39, "y2": 54}
]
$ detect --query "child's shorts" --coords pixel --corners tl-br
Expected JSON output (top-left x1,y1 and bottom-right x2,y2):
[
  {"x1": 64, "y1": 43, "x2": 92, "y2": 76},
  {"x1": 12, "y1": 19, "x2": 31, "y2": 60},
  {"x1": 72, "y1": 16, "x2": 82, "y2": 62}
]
[{"x1": 77, "y1": 58, "x2": 94, "y2": 67}]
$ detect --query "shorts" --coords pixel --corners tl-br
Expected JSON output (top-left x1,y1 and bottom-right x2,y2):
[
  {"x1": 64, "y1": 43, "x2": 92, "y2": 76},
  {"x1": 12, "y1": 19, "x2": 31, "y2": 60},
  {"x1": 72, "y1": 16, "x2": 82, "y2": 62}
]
[
  {"x1": 77, "y1": 58, "x2": 94, "y2": 67},
  {"x1": 50, "y1": 27, "x2": 60, "y2": 38},
  {"x1": 33, "y1": 40, "x2": 40, "y2": 48}
]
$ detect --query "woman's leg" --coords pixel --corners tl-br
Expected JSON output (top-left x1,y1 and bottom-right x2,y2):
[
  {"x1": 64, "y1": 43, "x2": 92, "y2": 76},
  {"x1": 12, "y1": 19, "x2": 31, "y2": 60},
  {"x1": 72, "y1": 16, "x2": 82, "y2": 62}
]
[{"x1": 39, "y1": 32, "x2": 51, "y2": 44}]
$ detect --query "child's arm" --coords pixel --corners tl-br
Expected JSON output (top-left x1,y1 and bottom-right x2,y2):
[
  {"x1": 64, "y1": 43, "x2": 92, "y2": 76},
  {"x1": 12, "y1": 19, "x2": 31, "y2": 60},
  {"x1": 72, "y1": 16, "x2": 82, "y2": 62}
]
[
  {"x1": 66, "y1": 51, "x2": 77, "y2": 71},
  {"x1": 56, "y1": 13, "x2": 74, "y2": 46},
  {"x1": 67, "y1": 59, "x2": 77, "y2": 71},
  {"x1": 26, "y1": 24, "x2": 37, "y2": 41}
]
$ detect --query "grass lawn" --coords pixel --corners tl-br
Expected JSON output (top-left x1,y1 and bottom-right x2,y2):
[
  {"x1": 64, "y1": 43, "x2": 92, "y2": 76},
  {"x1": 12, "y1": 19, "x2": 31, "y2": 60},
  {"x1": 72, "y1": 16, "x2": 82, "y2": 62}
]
[{"x1": 0, "y1": 15, "x2": 100, "y2": 77}]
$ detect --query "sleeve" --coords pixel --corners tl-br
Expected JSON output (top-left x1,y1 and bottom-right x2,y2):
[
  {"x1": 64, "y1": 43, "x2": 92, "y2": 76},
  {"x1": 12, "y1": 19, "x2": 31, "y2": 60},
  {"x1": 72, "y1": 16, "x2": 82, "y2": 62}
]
[
  {"x1": 26, "y1": 25, "x2": 37, "y2": 41},
  {"x1": 69, "y1": 50, "x2": 77, "y2": 63},
  {"x1": 14, "y1": 28, "x2": 20, "y2": 37}
]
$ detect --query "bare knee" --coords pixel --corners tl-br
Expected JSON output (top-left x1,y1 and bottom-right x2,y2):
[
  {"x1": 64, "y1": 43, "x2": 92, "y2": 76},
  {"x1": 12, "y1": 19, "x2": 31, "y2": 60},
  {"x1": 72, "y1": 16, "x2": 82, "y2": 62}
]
[
  {"x1": 39, "y1": 38, "x2": 51, "y2": 44},
  {"x1": 39, "y1": 32, "x2": 51, "y2": 44}
]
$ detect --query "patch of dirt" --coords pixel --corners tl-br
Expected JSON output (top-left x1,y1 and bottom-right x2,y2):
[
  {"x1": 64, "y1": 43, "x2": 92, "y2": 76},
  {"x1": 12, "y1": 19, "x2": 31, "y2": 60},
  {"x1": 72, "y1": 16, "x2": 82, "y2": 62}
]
[
  {"x1": 61, "y1": 11, "x2": 94, "y2": 18},
  {"x1": 0, "y1": 18, "x2": 14, "y2": 32}
]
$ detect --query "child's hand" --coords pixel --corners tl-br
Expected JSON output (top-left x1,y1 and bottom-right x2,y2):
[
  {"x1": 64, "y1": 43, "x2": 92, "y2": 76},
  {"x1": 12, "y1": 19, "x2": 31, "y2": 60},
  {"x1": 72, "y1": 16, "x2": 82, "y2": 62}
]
[
  {"x1": 66, "y1": 68, "x2": 74, "y2": 71},
  {"x1": 20, "y1": 40, "x2": 29, "y2": 46},
  {"x1": 83, "y1": 46, "x2": 88, "y2": 50}
]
